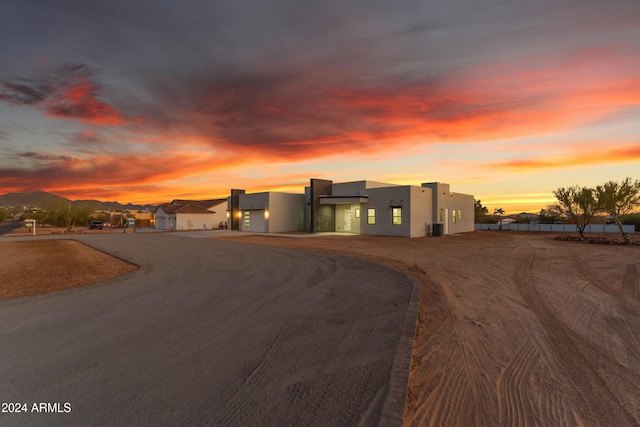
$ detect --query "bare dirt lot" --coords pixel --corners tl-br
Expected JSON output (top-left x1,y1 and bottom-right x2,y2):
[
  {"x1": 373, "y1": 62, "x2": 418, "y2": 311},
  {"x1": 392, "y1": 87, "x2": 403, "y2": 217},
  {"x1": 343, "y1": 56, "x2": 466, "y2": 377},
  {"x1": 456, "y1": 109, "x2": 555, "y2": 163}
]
[
  {"x1": 0, "y1": 239, "x2": 137, "y2": 300},
  {"x1": 2, "y1": 230, "x2": 639, "y2": 426}
]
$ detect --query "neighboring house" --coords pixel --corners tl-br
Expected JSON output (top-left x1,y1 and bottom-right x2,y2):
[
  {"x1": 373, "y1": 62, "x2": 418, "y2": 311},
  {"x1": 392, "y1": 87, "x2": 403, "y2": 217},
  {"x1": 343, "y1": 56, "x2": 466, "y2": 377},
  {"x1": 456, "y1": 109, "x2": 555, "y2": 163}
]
[
  {"x1": 154, "y1": 199, "x2": 226, "y2": 231},
  {"x1": 104, "y1": 210, "x2": 154, "y2": 227},
  {"x1": 228, "y1": 178, "x2": 474, "y2": 237},
  {"x1": 501, "y1": 216, "x2": 517, "y2": 225},
  {"x1": 131, "y1": 211, "x2": 154, "y2": 227}
]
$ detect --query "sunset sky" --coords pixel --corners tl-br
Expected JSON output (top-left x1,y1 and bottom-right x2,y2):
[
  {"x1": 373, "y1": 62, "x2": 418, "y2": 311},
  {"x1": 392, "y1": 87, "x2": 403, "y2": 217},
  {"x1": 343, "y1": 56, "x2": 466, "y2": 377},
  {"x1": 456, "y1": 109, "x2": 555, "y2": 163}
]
[{"x1": 1, "y1": 0, "x2": 639, "y2": 213}]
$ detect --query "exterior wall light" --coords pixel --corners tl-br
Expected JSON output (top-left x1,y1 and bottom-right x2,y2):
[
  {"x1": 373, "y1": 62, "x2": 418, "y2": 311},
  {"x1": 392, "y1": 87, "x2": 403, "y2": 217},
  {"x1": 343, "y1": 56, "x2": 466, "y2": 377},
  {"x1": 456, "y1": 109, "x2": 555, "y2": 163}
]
[
  {"x1": 264, "y1": 210, "x2": 270, "y2": 219},
  {"x1": 226, "y1": 212, "x2": 230, "y2": 218}
]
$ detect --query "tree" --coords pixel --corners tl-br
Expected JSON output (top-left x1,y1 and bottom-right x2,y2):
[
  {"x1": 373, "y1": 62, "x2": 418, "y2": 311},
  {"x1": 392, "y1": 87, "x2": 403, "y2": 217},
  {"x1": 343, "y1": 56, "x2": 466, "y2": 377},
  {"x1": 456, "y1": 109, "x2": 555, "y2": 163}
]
[
  {"x1": 539, "y1": 203, "x2": 564, "y2": 224},
  {"x1": 553, "y1": 186, "x2": 599, "y2": 240},
  {"x1": 39, "y1": 196, "x2": 97, "y2": 232},
  {"x1": 474, "y1": 199, "x2": 490, "y2": 223},
  {"x1": 595, "y1": 178, "x2": 640, "y2": 242},
  {"x1": 493, "y1": 208, "x2": 505, "y2": 229},
  {"x1": 623, "y1": 212, "x2": 640, "y2": 232}
]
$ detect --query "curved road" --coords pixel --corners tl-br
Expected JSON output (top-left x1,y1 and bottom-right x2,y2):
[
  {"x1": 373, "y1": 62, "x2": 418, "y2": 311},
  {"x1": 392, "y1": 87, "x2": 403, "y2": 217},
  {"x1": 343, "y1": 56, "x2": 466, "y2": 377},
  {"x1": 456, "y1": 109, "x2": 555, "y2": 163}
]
[
  {"x1": 0, "y1": 233, "x2": 414, "y2": 426},
  {"x1": 0, "y1": 219, "x2": 22, "y2": 236}
]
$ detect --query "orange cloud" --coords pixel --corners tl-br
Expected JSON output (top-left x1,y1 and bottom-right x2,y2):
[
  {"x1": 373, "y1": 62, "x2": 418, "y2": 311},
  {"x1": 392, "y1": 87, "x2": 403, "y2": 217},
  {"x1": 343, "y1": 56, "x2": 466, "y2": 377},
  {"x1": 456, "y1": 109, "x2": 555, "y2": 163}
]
[{"x1": 486, "y1": 143, "x2": 640, "y2": 172}]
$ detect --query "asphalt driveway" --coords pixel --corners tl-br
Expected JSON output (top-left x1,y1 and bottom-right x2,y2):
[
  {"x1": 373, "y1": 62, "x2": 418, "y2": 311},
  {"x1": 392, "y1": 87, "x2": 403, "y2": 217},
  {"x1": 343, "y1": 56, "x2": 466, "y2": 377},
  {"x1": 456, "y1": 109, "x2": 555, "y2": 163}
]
[{"x1": 0, "y1": 233, "x2": 414, "y2": 426}]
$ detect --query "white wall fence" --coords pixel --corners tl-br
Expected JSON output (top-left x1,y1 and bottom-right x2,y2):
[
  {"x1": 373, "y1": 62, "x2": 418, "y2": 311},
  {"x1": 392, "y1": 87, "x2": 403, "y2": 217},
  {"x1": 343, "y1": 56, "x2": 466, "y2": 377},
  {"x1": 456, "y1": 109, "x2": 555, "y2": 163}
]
[{"x1": 475, "y1": 223, "x2": 635, "y2": 233}]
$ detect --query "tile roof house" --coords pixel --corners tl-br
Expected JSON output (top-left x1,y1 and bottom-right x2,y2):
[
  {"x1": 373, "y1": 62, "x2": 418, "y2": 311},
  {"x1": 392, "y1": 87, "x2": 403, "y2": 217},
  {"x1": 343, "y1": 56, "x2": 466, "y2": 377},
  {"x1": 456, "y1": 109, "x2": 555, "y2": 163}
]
[{"x1": 154, "y1": 199, "x2": 226, "y2": 231}]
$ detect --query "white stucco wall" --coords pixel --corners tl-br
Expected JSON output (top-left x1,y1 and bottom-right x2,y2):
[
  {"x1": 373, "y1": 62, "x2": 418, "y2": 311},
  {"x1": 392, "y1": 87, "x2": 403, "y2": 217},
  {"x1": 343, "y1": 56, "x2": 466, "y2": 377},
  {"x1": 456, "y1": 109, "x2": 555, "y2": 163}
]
[
  {"x1": 238, "y1": 192, "x2": 305, "y2": 232},
  {"x1": 331, "y1": 180, "x2": 395, "y2": 197},
  {"x1": 175, "y1": 213, "x2": 215, "y2": 231},
  {"x1": 207, "y1": 201, "x2": 229, "y2": 228},
  {"x1": 361, "y1": 186, "x2": 413, "y2": 237},
  {"x1": 239, "y1": 193, "x2": 269, "y2": 212},
  {"x1": 409, "y1": 186, "x2": 434, "y2": 237},
  {"x1": 268, "y1": 193, "x2": 305, "y2": 232}
]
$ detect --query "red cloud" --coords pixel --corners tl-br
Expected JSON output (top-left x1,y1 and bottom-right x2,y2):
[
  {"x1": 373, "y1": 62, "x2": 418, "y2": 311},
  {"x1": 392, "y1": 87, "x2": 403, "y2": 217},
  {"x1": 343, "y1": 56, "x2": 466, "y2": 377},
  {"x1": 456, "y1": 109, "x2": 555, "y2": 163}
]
[
  {"x1": 44, "y1": 75, "x2": 122, "y2": 125},
  {"x1": 0, "y1": 63, "x2": 124, "y2": 126}
]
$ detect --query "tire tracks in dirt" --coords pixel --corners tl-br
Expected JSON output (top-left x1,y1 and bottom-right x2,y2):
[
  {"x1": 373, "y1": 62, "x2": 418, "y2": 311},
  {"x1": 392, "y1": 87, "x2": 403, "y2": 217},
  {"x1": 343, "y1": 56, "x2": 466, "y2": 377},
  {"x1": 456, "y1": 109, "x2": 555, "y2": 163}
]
[
  {"x1": 571, "y1": 256, "x2": 640, "y2": 366},
  {"x1": 496, "y1": 336, "x2": 540, "y2": 427},
  {"x1": 215, "y1": 318, "x2": 299, "y2": 426},
  {"x1": 623, "y1": 264, "x2": 639, "y2": 299},
  {"x1": 515, "y1": 252, "x2": 640, "y2": 426}
]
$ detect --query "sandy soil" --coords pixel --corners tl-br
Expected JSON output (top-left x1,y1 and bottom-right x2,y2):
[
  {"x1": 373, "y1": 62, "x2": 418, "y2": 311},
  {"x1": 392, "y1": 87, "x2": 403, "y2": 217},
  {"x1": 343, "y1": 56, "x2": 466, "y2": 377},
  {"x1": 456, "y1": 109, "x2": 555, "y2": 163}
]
[
  {"x1": 3, "y1": 230, "x2": 640, "y2": 426},
  {"x1": 0, "y1": 239, "x2": 137, "y2": 300}
]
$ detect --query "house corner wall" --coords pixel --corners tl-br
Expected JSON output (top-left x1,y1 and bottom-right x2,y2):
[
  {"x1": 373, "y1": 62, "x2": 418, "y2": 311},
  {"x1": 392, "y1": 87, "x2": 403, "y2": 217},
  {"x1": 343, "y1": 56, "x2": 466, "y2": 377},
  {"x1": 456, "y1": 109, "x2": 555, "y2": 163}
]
[
  {"x1": 409, "y1": 186, "x2": 433, "y2": 237},
  {"x1": 422, "y1": 182, "x2": 474, "y2": 234}
]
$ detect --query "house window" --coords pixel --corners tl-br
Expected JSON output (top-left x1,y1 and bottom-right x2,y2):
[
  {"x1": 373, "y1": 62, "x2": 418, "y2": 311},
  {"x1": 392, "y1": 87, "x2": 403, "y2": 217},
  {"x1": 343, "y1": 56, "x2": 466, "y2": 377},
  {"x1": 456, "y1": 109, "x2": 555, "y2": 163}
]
[
  {"x1": 355, "y1": 208, "x2": 361, "y2": 218},
  {"x1": 392, "y1": 207, "x2": 402, "y2": 225},
  {"x1": 452, "y1": 209, "x2": 457, "y2": 224},
  {"x1": 367, "y1": 208, "x2": 376, "y2": 225},
  {"x1": 439, "y1": 209, "x2": 444, "y2": 222},
  {"x1": 458, "y1": 210, "x2": 462, "y2": 221}
]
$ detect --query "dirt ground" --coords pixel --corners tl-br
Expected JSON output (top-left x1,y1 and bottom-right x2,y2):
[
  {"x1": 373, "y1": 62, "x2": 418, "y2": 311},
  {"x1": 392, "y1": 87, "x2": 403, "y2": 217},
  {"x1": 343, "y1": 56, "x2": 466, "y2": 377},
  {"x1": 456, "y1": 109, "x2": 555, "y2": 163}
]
[
  {"x1": 2, "y1": 230, "x2": 640, "y2": 426},
  {"x1": 0, "y1": 239, "x2": 137, "y2": 300}
]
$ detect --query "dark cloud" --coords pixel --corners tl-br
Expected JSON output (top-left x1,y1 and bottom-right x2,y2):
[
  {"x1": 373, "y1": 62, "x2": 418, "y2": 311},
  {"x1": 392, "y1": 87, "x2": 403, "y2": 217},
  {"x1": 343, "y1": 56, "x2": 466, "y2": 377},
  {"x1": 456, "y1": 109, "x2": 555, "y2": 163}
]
[
  {"x1": 16, "y1": 151, "x2": 74, "y2": 162},
  {"x1": 0, "y1": 63, "x2": 123, "y2": 125},
  {"x1": 0, "y1": 80, "x2": 49, "y2": 105}
]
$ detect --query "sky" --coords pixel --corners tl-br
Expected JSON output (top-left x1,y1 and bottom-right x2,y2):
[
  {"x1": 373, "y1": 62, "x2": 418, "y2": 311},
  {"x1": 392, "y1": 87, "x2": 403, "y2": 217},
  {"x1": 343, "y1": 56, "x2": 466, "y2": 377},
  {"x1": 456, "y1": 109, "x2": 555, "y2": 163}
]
[{"x1": 1, "y1": 0, "x2": 639, "y2": 213}]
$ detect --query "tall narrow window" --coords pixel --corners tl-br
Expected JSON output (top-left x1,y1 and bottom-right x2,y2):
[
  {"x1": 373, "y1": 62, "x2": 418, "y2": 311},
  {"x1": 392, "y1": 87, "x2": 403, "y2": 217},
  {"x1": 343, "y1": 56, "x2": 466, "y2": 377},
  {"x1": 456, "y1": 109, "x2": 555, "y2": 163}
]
[
  {"x1": 392, "y1": 207, "x2": 402, "y2": 225},
  {"x1": 244, "y1": 211, "x2": 250, "y2": 230},
  {"x1": 458, "y1": 210, "x2": 462, "y2": 221},
  {"x1": 452, "y1": 209, "x2": 457, "y2": 224},
  {"x1": 355, "y1": 208, "x2": 361, "y2": 218},
  {"x1": 439, "y1": 209, "x2": 444, "y2": 222},
  {"x1": 367, "y1": 208, "x2": 376, "y2": 225}
]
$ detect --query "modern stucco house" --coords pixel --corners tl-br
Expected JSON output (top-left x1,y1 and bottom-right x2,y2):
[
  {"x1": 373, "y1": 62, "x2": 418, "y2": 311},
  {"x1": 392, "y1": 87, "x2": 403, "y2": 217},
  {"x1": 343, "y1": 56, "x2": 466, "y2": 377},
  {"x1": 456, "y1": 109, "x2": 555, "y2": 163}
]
[
  {"x1": 227, "y1": 190, "x2": 306, "y2": 233},
  {"x1": 228, "y1": 179, "x2": 474, "y2": 237},
  {"x1": 154, "y1": 199, "x2": 227, "y2": 231}
]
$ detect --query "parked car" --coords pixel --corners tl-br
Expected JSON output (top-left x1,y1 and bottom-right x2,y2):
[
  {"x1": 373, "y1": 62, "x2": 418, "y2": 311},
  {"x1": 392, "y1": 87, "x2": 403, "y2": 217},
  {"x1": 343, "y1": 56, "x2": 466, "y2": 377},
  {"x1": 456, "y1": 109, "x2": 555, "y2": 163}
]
[{"x1": 89, "y1": 221, "x2": 104, "y2": 229}]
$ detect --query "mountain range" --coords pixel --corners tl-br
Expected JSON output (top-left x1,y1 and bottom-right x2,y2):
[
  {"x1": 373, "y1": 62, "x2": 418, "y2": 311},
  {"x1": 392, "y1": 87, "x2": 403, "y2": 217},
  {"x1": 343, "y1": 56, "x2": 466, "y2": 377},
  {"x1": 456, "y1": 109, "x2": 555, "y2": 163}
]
[{"x1": 0, "y1": 191, "x2": 156, "y2": 211}]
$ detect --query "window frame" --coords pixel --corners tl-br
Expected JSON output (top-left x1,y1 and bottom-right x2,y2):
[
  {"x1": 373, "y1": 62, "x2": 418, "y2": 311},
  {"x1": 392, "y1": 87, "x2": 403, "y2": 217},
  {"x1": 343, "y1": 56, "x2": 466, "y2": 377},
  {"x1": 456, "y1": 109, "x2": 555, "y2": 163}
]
[
  {"x1": 367, "y1": 208, "x2": 376, "y2": 225},
  {"x1": 392, "y1": 207, "x2": 402, "y2": 225}
]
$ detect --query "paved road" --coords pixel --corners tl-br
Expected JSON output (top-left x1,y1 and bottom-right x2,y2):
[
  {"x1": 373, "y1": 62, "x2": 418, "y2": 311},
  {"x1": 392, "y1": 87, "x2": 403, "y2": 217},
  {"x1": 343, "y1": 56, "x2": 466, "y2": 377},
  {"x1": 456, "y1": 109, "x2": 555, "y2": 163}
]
[
  {"x1": 0, "y1": 220, "x2": 22, "y2": 236},
  {"x1": 0, "y1": 233, "x2": 414, "y2": 426}
]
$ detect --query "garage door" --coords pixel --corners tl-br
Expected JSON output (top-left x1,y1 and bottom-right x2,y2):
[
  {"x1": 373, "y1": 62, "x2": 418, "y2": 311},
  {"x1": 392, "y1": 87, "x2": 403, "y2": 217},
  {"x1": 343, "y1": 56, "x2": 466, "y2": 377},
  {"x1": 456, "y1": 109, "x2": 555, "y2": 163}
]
[{"x1": 249, "y1": 210, "x2": 266, "y2": 232}]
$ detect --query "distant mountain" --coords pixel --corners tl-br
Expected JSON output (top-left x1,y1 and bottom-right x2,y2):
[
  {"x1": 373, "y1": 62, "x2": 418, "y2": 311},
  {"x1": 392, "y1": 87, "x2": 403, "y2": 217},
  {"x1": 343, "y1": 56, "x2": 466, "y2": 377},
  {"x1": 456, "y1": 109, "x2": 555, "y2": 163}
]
[{"x1": 0, "y1": 191, "x2": 155, "y2": 211}]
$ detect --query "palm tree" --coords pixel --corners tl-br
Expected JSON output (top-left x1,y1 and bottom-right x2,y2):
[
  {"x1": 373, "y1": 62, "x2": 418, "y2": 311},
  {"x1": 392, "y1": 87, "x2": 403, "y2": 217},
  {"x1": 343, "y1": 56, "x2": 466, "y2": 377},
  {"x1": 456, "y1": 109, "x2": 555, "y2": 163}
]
[{"x1": 494, "y1": 208, "x2": 505, "y2": 230}]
